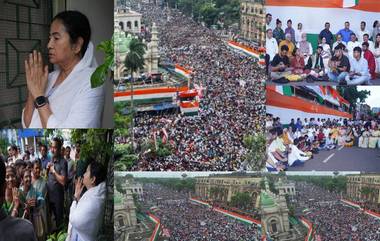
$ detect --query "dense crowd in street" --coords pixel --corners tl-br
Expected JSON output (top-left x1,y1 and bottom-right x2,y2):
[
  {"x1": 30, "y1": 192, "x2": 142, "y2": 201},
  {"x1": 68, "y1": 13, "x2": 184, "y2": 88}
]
[
  {"x1": 266, "y1": 116, "x2": 380, "y2": 171},
  {"x1": 128, "y1": 1, "x2": 266, "y2": 171},
  {"x1": 142, "y1": 184, "x2": 261, "y2": 241},
  {"x1": 296, "y1": 181, "x2": 380, "y2": 241}
]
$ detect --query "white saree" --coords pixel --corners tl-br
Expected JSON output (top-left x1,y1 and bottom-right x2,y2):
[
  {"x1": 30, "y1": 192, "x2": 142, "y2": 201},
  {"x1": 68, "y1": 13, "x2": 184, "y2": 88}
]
[
  {"x1": 22, "y1": 42, "x2": 104, "y2": 128},
  {"x1": 66, "y1": 182, "x2": 106, "y2": 241}
]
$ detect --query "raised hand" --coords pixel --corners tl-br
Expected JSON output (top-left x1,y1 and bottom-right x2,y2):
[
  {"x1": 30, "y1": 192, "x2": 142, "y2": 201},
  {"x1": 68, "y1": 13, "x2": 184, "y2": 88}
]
[
  {"x1": 74, "y1": 177, "x2": 84, "y2": 201},
  {"x1": 25, "y1": 50, "x2": 49, "y2": 99}
]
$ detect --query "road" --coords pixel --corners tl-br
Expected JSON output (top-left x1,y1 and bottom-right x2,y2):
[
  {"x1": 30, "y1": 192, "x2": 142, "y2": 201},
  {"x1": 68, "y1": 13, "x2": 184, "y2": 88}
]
[{"x1": 288, "y1": 146, "x2": 380, "y2": 171}]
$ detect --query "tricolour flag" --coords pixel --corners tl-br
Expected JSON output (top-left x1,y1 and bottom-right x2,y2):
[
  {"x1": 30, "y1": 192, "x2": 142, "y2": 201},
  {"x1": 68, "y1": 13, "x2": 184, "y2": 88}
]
[{"x1": 343, "y1": 0, "x2": 359, "y2": 8}]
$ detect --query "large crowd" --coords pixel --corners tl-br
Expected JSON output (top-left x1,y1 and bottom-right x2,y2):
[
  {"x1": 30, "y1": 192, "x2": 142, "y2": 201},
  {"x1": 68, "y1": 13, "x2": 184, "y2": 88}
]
[
  {"x1": 127, "y1": 1, "x2": 266, "y2": 171},
  {"x1": 266, "y1": 13, "x2": 380, "y2": 84},
  {"x1": 141, "y1": 184, "x2": 261, "y2": 241},
  {"x1": 0, "y1": 138, "x2": 107, "y2": 241},
  {"x1": 296, "y1": 181, "x2": 380, "y2": 241},
  {"x1": 266, "y1": 116, "x2": 380, "y2": 171}
]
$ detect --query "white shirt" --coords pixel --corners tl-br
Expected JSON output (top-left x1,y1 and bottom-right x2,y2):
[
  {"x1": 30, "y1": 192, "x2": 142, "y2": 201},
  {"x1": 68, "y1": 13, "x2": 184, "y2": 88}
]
[
  {"x1": 346, "y1": 41, "x2": 361, "y2": 58},
  {"x1": 288, "y1": 144, "x2": 309, "y2": 166},
  {"x1": 67, "y1": 182, "x2": 106, "y2": 241},
  {"x1": 266, "y1": 21, "x2": 276, "y2": 32},
  {"x1": 22, "y1": 42, "x2": 104, "y2": 128},
  {"x1": 349, "y1": 56, "x2": 370, "y2": 77},
  {"x1": 266, "y1": 37, "x2": 278, "y2": 61},
  {"x1": 357, "y1": 29, "x2": 370, "y2": 42},
  {"x1": 295, "y1": 29, "x2": 304, "y2": 43}
]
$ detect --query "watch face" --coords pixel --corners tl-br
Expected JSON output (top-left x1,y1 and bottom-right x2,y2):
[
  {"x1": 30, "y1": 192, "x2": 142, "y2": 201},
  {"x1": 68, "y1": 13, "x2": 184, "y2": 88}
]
[{"x1": 36, "y1": 96, "x2": 46, "y2": 105}]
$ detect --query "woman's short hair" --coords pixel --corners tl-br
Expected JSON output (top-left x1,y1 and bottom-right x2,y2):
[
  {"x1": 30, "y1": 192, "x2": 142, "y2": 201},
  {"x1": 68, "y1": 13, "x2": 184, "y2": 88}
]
[
  {"x1": 53, "y1": 10, "x2": 91, "y2": 58},
  {"x1": 88, "y1": 161, "x2": 107, "y2": 186}
]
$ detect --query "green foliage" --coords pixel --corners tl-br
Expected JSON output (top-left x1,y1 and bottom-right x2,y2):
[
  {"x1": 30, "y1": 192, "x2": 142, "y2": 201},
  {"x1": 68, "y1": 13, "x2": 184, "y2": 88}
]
[
  {"x1": 137, "y1": 177, "x2": 195, "y2": 192},
  {"x1": 176, "y1": 0, "x2": 240, "y2": 27},
  {"x1": 70, "y1": 129, "x2": 114, "y2": 165},
  {"x1": 114, "y1": 102, "x2": 132, "y2": 129},
  {"x1": 0, "y1": 138, "x2": 10, "y2": 156},
  {"x1": 125, "y1": 38, "x2": 147, "y2": 75},
  {"x1": 243, "y1": 133, "x2": 267, "y2": 170},
  {"x1": 337, "y1": 86, "x2": 371, "y2": 111},
  {"x1": 91, "y1": 39, "x2": 114, "y2": 88},
  {"x1": 230, "y1": 192, "x2": 251, "y2": 209},
  {"x1": 114, "y1": 143, "x2": 138, "y2": 171},
  {"x1": 288, "y1": 175, "x2": 347, "y2": 193},
  {"x1": 46, "y1": 229, "x2": 67, "y2": 241}
]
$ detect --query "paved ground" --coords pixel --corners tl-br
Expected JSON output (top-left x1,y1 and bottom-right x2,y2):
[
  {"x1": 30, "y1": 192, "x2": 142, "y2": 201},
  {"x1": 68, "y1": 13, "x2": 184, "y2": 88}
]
[
  {"x1": 288, "y1": 146, "x2": 380, "y2": 172},
  {"x1": 267, "y1": 78, "x2": 380, "y2": 86}
]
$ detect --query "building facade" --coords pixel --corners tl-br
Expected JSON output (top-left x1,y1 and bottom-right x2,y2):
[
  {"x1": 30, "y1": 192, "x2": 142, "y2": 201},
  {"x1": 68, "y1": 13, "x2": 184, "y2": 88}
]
[
  {"x1": 115, "y1": 7, "x2": 142, "y2": 34},
  {"x1": 275, "y1": 177, "x2": 296, "y2": 196},
  {"x1": 195, "y1": 173, "x2": 261, "y2": 208},
  {"x1": 240, "y1": 0, "x2": 265, "y2": 45},
  {"x1": 347, "y1": 174, "x2": 380, "y2": 204}
]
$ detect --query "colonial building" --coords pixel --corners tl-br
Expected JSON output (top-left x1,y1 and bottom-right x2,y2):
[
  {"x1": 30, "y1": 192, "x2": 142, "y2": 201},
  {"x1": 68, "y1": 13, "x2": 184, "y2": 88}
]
[
  {"x1": 115, "y1": 7, "x2": 142, "y2": 34},
  {"x1": 347, "y1": 174, "x2": 380, "y2": 204},
  {"x1": 240, "y1": 0, "x2": 265, "y2": 45},
  {"x1": 125, "y1": 177, "x2": 144, "y2": 197},
  {"x1": 275, "y1": 177, "x2": 296, "y2": 196},
  {"x1": 195, "y1": 173, "x2": 261, "y2": 208},
  {"x1": 261, "y1": 177, "x2": 300, "y2": 241},
  {"x1": 114, "y1": 189, "x2": 137, "y2": 230}
]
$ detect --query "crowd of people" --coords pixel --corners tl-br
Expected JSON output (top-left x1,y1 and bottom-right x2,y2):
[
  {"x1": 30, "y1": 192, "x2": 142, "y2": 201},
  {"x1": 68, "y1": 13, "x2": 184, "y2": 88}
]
[
  {"x1": 0, "y1": 138, "x2": 107, "y2": 241},
  {"x1": 266, "y1": 115, "x2": 380, "y2": 171},
  {"x1": 141, "y1": 184, "x2": 261, "y2": 241},
  {"x1": 296, "y1": 181, "x2": 380, "y2": 241},
  {"x1": 265, "y1": 13, "x2": 380, "y2": 85},
  {"x1": 128, "y1": 1, "x2": 266, "y2": 171}
]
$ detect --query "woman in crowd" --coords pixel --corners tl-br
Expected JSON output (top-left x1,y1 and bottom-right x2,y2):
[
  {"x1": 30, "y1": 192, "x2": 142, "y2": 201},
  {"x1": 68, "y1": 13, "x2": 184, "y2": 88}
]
[
  {"x1": 19, "y1": 169, "x2": 45, "y2": 241},
  {"x1": 31, "y1": 160, "x2": 48, "y2": 241},
  {"x1": 3, "y1": 166, "x2": 23, "y2": 217},
  {"x1": 66, "y1": 161, "x2": 106, "y2": 241},
  {"x1": 319, "y1": 37, "x2": 331, "y2": 72}
]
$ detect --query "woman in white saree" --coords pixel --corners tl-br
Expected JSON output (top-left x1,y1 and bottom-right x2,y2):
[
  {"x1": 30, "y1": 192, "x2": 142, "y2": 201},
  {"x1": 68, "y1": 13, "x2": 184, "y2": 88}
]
[
  {"x1": 66, "y1": 161, "x2": 106, "y2": 241},
  {"x1": 22, "y1": 11, "x2": 104, "y2": 128}
]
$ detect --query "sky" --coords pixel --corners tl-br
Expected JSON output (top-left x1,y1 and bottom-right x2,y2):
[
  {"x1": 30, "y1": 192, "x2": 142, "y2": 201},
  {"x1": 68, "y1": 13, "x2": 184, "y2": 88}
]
[{"x1": 357, "y1": 86, "x2": 380, "y2": 109}]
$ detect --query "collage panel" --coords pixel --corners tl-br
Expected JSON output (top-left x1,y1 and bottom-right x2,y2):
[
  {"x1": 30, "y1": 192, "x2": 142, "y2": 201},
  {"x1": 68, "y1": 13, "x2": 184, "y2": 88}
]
[
  {"x1": 0, "y1": 129, "x2": 114, "y2": 241},
  {"x1": 115, "y1": 171, "x2": 262, "y2": 241},
  {"x1": 0, "y1": 0, "x2": 113, "y2": 129},
  {"x1": 262, "y1": 172, "x2": 380, "y2": 241},
  {"x1": 265, "y1": 0, "x2": 380, "y2": 85},
  {"x1": 114, "y1": 0, "x2": 267, "y2": 171},
  {"x1": 266, "y1": 85, "x2": 380, "y2": 172}
]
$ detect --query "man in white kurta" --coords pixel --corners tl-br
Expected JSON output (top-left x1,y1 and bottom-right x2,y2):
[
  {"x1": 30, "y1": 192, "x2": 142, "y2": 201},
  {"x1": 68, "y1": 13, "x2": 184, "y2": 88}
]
[{"x1": 22, "y1": 42, "x2": 104, "y2": 128}]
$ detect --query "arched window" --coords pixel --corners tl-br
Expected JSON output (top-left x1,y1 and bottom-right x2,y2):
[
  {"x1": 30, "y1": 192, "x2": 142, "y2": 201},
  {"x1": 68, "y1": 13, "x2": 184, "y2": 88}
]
[
  {"x1": 127, "y1": 21, "x2": 132, "y2": 29},
  {"x1": 135, "y1": 20, "x2": 139, "y2": 28},
  {"x1": 119, "y1": 22, "x2": 124, "y2": 31},
  {"x1": 270, "y1": 220, "x2": 278, "y2": 233}
]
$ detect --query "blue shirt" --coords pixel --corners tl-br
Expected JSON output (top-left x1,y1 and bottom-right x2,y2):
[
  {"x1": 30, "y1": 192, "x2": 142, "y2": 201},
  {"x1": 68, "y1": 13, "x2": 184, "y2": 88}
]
[{"x1": 336, "y1": 28, "x2": 354, "y2": 43}]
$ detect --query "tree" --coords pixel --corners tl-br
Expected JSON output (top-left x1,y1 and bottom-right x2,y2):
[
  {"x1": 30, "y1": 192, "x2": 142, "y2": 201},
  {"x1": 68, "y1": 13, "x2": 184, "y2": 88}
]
[
  {"x1": 230, "y1": 192, "x2": 251, "y2": 209},
  {"x1": 337, "y1": 86, "x2": 370, "y2": 111},
  {"x1": 199, "y1": 2, "x2": 218, "y2": 26},
  {"x1": 242, "y1": 133, "x2": 266, "y2": 170},
  {"x1": 124, "y1": 38, "x2": 147, "y2": 152}
]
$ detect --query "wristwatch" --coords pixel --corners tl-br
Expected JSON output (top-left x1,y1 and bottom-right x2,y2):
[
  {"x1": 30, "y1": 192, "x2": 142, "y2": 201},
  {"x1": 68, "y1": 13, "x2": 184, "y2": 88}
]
[{"x1": 34, "y1": 96, "x2": 49, "y2": 109}]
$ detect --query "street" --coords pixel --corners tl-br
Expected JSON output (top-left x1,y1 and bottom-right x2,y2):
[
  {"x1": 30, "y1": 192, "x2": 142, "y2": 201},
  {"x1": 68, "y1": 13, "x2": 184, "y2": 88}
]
[{"x1": 288, "y1": 146, "x2": 380, "y2": 171}]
